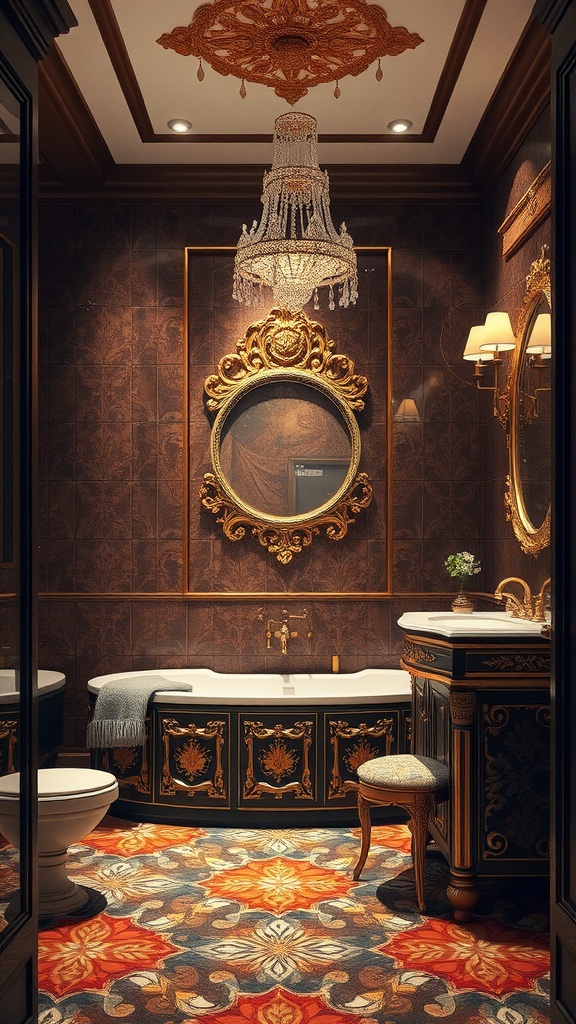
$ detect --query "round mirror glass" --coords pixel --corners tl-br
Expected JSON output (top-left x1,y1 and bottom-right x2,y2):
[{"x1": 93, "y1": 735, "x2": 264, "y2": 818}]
[{"x1": 218, "y1": 379, "x2": 354, "y2": 518}]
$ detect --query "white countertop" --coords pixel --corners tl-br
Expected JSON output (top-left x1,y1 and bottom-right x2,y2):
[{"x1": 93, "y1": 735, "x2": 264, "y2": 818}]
[{"x1": 397, "y1": 611, "x2": 550, "y2": 639}]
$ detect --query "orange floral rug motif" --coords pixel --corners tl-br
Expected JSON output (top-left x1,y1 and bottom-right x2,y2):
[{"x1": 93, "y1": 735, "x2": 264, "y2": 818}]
[
  {"x1": 80, "y1": 817, "x2": 205, "y2": 856},
  {"x1": 200, "y1": 855, "x2": 354, "y2": 914},
  {"x1": 38, "y1": 912, "x2": 180, "y2": 997},
  {"x1": 383, "y1": 916, "x2": 550, "y2": 995}
]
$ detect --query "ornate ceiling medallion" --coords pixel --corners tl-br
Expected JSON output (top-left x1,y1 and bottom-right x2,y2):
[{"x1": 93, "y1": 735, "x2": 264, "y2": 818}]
[{"x1": 157, "y1": 0, "x2": 424, "y2": 105}]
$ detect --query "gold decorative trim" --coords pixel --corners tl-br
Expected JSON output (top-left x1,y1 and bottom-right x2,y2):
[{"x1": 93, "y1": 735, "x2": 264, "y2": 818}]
[
  {"x1": 403, "y1": 640, "x2": 437, "y2": 665},
  {"x1": 243, "y1": 719, "x2": 314, "y2": 800},
  {"x1": 449, "y1": 692, "x2": 476, "y2": 727},
  {"x1": 200, "y1": 307, "x2": 373, "y2": 563},
  {"x1": 157, "y1": 0, "x2": 423, "y2": 106},
  {"x1": 160, "y1": 718, "x2": 227, "y2": 799},
  {"x1": 328, "y1": 717, "x2": 394, "y2": 798},
  {"x1": 498, "y1": 162, "x2": 551, "y2": 259},
  {"x1": 204, "y1": 308, "x2": 368, "y2": 413},
  {"x1": 481, "y1": 653, "x2": 550, "y2": 673}
]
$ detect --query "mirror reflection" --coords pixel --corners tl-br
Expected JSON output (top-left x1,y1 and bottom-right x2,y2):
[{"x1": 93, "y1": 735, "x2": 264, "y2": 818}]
[
  {"x1": 506, "y1": 249, "x2": 551, "y2": 556},
  {"x1": 518, "y1": 298, "x2": 551, "y2": 532},
  {"x1": 219, "y1": 381, "x2": 352, "y2": 517}
]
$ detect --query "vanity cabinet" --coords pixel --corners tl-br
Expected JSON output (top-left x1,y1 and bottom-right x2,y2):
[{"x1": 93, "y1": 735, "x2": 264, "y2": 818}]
[{"x1": 399, "y1": 616, "x2": 550, "y2": 921}]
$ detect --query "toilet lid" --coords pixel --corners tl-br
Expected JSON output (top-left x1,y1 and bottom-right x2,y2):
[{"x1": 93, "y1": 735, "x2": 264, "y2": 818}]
[{"x1": 0, "y1": 768, "x2": 117, "y2": 799}]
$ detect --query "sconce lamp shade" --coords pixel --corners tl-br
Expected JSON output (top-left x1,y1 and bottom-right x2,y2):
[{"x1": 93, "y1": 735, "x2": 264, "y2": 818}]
[
  {"x1": 479, "y1": 311, "x2": 516, "y2": 352},
  {"x1": 463, "y1": 325, "x2": 494, "y2": 361},
  {"x1": 526, "y1": 312, "x2": 552, "y2": 358},
  {"x1": 395, "y1": 398, "x2": 420, "y2": 422}
]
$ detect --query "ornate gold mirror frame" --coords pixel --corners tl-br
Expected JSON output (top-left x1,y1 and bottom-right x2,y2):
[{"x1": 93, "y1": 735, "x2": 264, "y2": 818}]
[
  {"x1": 200, "y1": 308, "x2": 373, "y2": 563},
  {"x1": 505, "y1": 249, "x2": 551, "y2": 555}
]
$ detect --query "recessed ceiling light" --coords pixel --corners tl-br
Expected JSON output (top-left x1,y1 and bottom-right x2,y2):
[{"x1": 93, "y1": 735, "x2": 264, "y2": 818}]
[
  {"x1": 167, "y1": 118, "x2": 193, "y2": 133},
  {"x1": 387, "y1": 118, "x2": 413, "y2": 133}
]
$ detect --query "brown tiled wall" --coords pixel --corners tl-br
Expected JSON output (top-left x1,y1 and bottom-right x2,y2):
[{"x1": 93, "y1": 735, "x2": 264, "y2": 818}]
[{"x1": 38, "y1": 196, "x2": 491, "y2": 750}]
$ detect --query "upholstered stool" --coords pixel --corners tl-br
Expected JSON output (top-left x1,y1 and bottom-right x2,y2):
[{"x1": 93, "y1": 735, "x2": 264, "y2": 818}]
[{"x1": 353, "y1": 754, "x2": 449, "y2": 912}]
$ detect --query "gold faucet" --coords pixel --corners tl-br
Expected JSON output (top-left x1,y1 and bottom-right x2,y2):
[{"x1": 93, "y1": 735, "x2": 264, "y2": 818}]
[
  {"x1": 261, "y1": 608, "x2": 311, "y2": 655},
  {"x1": 533, "y1": 577, "x2": 551, "y2": 622},
  {"x1": 494, "y1": 577, "x2": 535, "y2": 619}
]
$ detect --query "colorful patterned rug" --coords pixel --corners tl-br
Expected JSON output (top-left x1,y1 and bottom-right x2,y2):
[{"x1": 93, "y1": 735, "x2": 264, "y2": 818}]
[{"x1": 4, "y1": 818, "x2": 551, "y2": 1023}]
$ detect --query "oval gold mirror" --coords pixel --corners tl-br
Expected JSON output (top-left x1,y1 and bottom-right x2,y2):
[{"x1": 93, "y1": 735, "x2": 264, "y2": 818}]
[
  {"x1": 505, "y1": 249, "x2": 551, "y2": 555},
  {"x1": 200, "y1": 309, "x2": 372, "y2": 563}
]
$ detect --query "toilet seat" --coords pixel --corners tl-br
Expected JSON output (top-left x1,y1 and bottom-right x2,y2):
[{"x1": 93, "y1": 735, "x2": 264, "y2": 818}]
[{"x1": 0, "y1": 768, "x2": 117, "y2": 803}]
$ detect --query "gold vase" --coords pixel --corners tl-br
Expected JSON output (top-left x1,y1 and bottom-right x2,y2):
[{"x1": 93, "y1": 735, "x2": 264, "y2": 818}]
[{"x1": 451, "y1": 590, "x2": 474, "y2": 613}]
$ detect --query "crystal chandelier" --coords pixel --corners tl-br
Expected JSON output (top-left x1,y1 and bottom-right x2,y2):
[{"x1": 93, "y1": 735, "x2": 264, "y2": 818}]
[{"x1": 233, "y1": 112, "x2": 358, "y2": 313}]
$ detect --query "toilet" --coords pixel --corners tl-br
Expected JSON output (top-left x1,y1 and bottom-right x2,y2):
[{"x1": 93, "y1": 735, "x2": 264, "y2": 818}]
[{"x1": 0, "y1": 767, "x2": 118, "y2": 919}]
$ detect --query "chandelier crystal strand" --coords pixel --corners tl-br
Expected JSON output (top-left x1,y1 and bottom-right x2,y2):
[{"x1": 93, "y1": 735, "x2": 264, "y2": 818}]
[{"x1": 233, "y1": 112, "x2": 358, "y2": 313}]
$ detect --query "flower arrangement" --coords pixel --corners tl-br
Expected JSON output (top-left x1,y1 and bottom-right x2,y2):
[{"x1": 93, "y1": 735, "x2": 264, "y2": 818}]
[{"x1": 444, "y1": 551, "x2": 481, "y2": 593}]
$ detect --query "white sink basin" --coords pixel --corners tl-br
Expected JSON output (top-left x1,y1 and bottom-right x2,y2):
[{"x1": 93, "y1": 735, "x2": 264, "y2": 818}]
[{"x1": 397, "y1": 611, "x2": 550, "y2": 638}]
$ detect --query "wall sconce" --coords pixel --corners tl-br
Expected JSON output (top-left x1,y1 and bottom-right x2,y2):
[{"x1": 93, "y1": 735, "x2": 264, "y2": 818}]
[
  {"x1": 462, "y1": 312, "x2": 516, "y2": 425},
  {"x1": 524, "y1": 311, "x2": 551, "y2": 420},
  {"x1": 394, "y1": 398, "x2": 420, "y2": 422}
]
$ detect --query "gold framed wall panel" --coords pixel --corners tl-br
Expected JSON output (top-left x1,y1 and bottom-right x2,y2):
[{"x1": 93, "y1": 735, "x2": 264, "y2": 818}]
[{"x1": 183, "y1": 246, "x2": 393, "y2": 598}]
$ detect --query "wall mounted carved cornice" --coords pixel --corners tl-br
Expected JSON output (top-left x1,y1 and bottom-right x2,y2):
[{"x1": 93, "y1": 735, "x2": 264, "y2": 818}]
[{"x1": 157, "y1": 0, "x2": 423, "y2": 105}]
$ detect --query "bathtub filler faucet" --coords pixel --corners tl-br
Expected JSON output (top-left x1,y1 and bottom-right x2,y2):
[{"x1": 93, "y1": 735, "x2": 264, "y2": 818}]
[{"x1": 259, "y1": 607, "x2": 311, "y2": 655}]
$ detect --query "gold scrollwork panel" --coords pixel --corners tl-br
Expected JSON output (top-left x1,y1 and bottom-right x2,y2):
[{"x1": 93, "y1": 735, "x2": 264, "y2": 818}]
[
  {"x1": 327, "y1": 715, "x2": 395, "y2": 800},
  {"x1": 241, "y1": 717, "x2": 315, "y2": 803},
  {"x1": 482, "y1": 703, "x2": 550, "y2": 861},
  {"x1": 102, "y1": 742, "x2": 151, "y2": 796},
  {"x1": 160, "y1": 717, "x2": 228, "y2": 802}
]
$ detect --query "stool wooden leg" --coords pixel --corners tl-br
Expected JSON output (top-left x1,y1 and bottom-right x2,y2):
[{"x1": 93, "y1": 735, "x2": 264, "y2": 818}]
[
  {"x1": 353, "y1": 792, "x2": 372, "y2": 880},
  {"x1": 408, "y1": 793, "x2": 434, "y2": 912}
]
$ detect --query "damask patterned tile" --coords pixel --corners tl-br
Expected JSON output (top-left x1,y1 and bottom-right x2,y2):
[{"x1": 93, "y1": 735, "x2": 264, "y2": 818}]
[
  {"x1": 40, "y1": 479, "x2": 76, "y2": 540},
  {"x1": 422, "y1": 250, "x2": 452, "y2": 308},
  {"x1": 131, "y1": 365, "x2": 157, "y2": 422},
  {"x1": 158, "y1": 362, "x2": 184, "y2": 421},
  {"x1": 132, "y1": 541, "x2": 159, "y2": 592},
  {"x1": 77, "y1": 204, "x2": 132, "y2": 250},
  {"x1": 158, "y1": 248, "x2": 185, "y2": 306},
  {"x1": 41, "y1": 539, "x2": 76, "y2": 593},
  {"x1": 392, "y1": 249, "x2": 423, "y2": 307},
  {"x1": 38, "y1": 600, "x2": 76, "y2": 656},
  {"x1": 156, "y1": 309, "x2": 183, "y2": 364},
  {"x1": 75, "y1": 305, "x2": 132, "y2": 364},
  {"x1": 75, "y1": 540, "x2": 132, "y2": 592},
  {"x1": 131, "y1": 601, "x2": 187, "y2": 657},
  {"x1": 392, "y1": 539, "x2": 424, "y2": 592},
  {"x1": 132, "y1": 423, "x2": 158, "y2": 480},
  {"x1": 393, "y1": 477, "x2": 423, "y2": 539},
  {"x1": 132, "y1": 307, "x2": 160, "y2": 364},
  {"x1": 132, "y1": 249, "x2": 158, "y2": 307},
  {"x1": 77, "y1": 364, "x2": 132, "y2": 422},
  {"x1": 157, "y1": 540, "x2": 183, "y2": 592},
  {"x1": 392, "y1": 421, "x2": 423, "y2": 481},
  {"x1": 158, "y1": 423, "x2": 184, "y2": 479},
  {"x1": 158, "y1": 479, "x2": 183, "y2": 539},
  {"x1": 76, "y1": 422, "x2": 132, "y2": 480},
  {"x1": 76, "y1": 601, "x2": 132, "y2": 655},
  {"x1": 39, "y1": 249, "x2": 76, "y2": 308},
  {"x1": 41, "y1": 305, "x2": 76, "y2": 364},
  {"x1": 76, "y1": 249, "x2": 132, "y2": 308},
  {"x1": 183, "y1": 202, "x2": 214, "y2": 245},
  {"x1": 75, "y1": 482, "x2": 131, "y2": 541}
]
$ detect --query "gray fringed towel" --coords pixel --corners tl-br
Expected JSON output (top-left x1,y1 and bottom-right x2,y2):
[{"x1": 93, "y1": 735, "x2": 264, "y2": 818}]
[{"x1": 87, "y1": 675, "x2": 195, "y2": 749}]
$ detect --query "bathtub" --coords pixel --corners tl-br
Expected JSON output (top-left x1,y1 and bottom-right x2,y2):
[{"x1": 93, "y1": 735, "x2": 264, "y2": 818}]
[
  {"x1": 0, "y1": 669, "x2": 66, "y2": 769},
  {"x1": 88, "y1": 668, "x2": 412, "y2": 826}
]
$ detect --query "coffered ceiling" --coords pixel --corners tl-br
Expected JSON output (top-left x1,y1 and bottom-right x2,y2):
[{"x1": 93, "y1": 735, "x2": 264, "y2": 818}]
[{"x1": 37, "y1": 0, "x2": 550, "y2": 197}]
